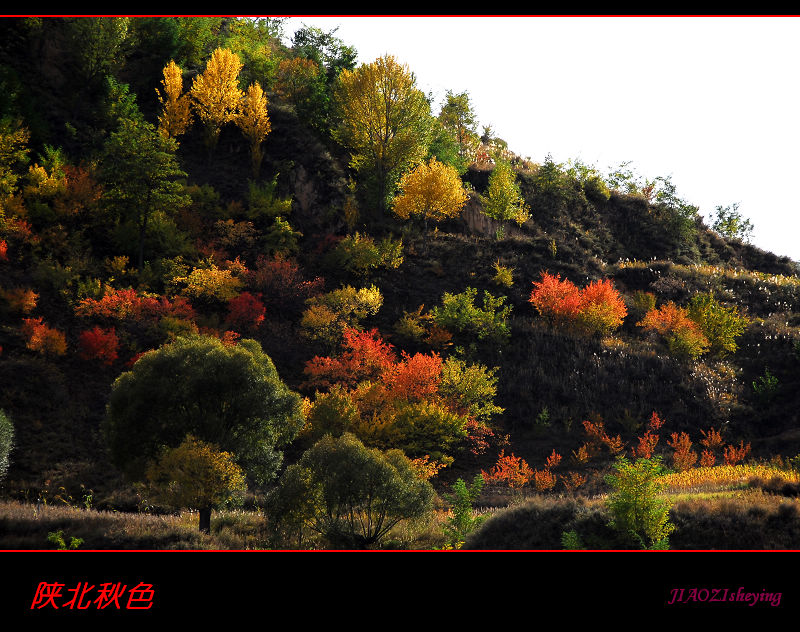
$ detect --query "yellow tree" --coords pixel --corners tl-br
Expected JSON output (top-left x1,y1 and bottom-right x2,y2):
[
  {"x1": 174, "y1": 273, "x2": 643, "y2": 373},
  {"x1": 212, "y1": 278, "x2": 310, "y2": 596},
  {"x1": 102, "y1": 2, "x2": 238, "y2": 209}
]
[
  {"x1": 145, "y1": 435, "x2": 247, "y2": 533},
  {"x1": 481, "y1": 159, "x2": 531, "y2": 235},
  {"x1": 392, "y1": 158, "x2": 468, "y2": 233},
  {"x1": 334, "y1": 55, "x2": 433, "y2": 213},
  {"x1": 190, "y1": 47, "x2": 244, "y2": 157},
  {"x1": 156, "y1": 60, "x2": 192, "y2": 140},
  {"x1": 236, "y1": 82, "x2": 271, "y2": 178}
]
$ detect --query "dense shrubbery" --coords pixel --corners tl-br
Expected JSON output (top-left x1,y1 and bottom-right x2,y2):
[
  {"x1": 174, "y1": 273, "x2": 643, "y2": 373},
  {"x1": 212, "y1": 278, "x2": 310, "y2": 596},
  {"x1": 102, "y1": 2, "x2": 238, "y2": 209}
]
[{"x1": 0, "y1": 17, "x2": 797, "y2": 553}]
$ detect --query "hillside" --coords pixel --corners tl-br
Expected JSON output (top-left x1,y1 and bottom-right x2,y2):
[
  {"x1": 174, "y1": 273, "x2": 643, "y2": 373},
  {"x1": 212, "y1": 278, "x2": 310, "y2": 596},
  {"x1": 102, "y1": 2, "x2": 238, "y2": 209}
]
[{"x1": 2, "y1": 17, "x2": 800, "y2": 553}]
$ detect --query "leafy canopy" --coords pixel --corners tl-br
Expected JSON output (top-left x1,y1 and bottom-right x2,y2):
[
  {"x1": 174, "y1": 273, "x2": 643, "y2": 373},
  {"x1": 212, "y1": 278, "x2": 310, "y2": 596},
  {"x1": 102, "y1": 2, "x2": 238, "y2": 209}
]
[
  {"x1": 333, "y1": 55, "x2": 433, "y2": 211},
  {"x1": 266, "y1": 433, "x2": 434, "y2": 549},
  {"x1": 104, "y1": 335, "x2": 304, "y2": 485},
  {"x1": 392, "y1": 158, "x2": 468, "y2": 228}
]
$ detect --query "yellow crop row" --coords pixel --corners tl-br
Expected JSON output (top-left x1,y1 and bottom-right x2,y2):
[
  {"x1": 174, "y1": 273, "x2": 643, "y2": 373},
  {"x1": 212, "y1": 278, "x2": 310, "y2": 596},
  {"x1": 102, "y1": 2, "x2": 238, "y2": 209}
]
[{"x1": 657, "y1": 464, "x2": 800, "y2": 492}]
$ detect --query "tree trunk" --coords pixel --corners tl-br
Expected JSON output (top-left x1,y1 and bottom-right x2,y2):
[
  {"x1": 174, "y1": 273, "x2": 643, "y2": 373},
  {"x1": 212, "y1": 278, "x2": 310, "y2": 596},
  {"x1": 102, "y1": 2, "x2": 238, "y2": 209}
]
[{"x1": 199, "y1": 507, "x2": 212, "y2": 534}]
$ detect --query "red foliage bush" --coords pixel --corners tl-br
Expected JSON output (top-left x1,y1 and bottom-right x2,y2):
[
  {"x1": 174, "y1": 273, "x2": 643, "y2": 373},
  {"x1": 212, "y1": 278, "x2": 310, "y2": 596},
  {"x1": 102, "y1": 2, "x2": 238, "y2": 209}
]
[
  {"x1": 668, "y1": 431, "x2": 697, "y2": 471},
  {"x1": 529, "y1": 272, "x2": 626, "y2": 335},
  {"x1": 304, "y1": 327, "x2": 398, "y2": 391},
  {"x1": 78, "y1": 326, "x2": 120, "y2": 365},
  {"x1": 226, "y1": 291, "x2": 266, "y2": 331},
  {"x1": 637, "y1": 302, "x2": 709, "y2": 359},
  {"x1": 21, "y1": 317, "x2": 67, "y2": 356},
  {"x1": 481, "y1": 450, "x2": 534, "y2": 489},
  {"x1": 76, "y1": 288, "x2": 195, "y2": 323},
  {"x1": 723, "y1": 441, "x2": 751, "y2": 466},
  {"x1": 0, "y1": 240, "x2": 7, "y2": 262},
  {"x1": 383, "y1": 351, "x2": 443, "y2": 403},
  {"x1": 249, "y1": 255, "x2": 324, "y2": 311}
]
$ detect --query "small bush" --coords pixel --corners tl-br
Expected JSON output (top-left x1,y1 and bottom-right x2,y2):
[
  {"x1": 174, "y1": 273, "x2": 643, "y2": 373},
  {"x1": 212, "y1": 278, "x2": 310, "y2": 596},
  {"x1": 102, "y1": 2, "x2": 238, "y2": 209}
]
[
  {"x1": 78, "y1": 326, "x2": 120, "y2": 365},
  {"x1": 637, "y1": 301, "x2": 709, "y2": 359},
  {"x1": 529, "y1": 272, "x2": 627, "y2": 336},
  {"x1": 431, "y1": 287, "x2": 511, "y2": 345},
  {"x1": 687, "y1": 291, "x2": 747, "y2": 357},
  {"x1": 326, "y1": 232, "x2": 403, "y2": 277},
  {"x1": 605, "y1": 456, "x2": 674, "y2": 550}
]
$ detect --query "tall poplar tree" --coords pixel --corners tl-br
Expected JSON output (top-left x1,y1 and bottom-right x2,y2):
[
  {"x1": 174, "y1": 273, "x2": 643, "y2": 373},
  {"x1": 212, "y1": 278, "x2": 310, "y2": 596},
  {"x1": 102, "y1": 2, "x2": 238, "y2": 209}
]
[
  {"x1": 190, "y1": 47, "x2": 243, "y2": 158},
  {"x1": 333, "y1": 55, "x2": 433, "y2": 213}
]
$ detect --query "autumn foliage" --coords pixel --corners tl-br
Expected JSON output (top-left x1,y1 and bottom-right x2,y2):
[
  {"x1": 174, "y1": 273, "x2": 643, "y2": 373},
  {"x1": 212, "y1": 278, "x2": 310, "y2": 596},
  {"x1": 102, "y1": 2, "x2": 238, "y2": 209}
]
[
  {"x1": 75, "y1": 288, "x2": 195, "y2": 323},
  {"x1": 481, "y1": 450, "x2": 534, "y2": 489},
  {"x1": 302, "y1": 326, "x2": 502, "y2": 465},
  {"x1": 21, "y1": 317, "x2": 67, "y2": 356},
  {"x1": 226, "y1": 291, "x2": 266, "y2": 332},
  {"x1": 190, "y1": 47, "x2": 244, "y2": 151},
  {"x1": 529, "y1": 272, "x2": 627, "y2": 336},
  {"x1": 667, "y1": 431, "x2": 698, "y2": 471},
  {"x1": 392, "y1": 158, "x2": 468, "y2": 228},
  {"x1": 156, "y1": 60, "x2": 192, "y2": 139},
  {"x1": 304, "y1": 327, "x2": 397, "y2": 391},
  {"x1": 78, "y1": 326, "x2": 120, "y2": 365},
  {"x1": 637, "y1": 301, "x2": 709, "y2": 359}
]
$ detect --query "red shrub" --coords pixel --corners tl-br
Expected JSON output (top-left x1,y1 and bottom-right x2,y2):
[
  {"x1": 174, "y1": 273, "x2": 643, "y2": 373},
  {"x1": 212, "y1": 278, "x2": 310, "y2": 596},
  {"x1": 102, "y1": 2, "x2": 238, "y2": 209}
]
[
  {"x1": 668, "y1": 432, "x2": 697, "y2": 471},
  {"x1": 529, "y1": 272, "x2": 582, "y2": 326},
  {"x1": 481, "y1": 450, "x2": 534, "y2": 489},
  {"x1": 529, "y1": 272, "x2": 626, "y2": 335},
  {"x1": 637, "y1": 302, "x2": 709, "y2": 359},
  {"x1": 226, "y1": 291, "x2": 266, "y2": 331},
  {"x1": 383, "y1": 351, "x2": 443, "y2": 403},
  {"x1": 78, "y1": 326, "x2": 119, "y2": 365},
  {"x1": 0, "y1": 240, "x2": 7, "y2": 261},
  {"x1": 304, "y1": 327, "x2": 398, "y2": 391},
  {"x1": 76, "y1": 289, "x2": 195, "y2": 323},
  {"x1": 723, "y1": 441, "x2": 751, "y2": 466},
  {"x1": 21, "y1": 317, "x2": 67, "y2": 356}
]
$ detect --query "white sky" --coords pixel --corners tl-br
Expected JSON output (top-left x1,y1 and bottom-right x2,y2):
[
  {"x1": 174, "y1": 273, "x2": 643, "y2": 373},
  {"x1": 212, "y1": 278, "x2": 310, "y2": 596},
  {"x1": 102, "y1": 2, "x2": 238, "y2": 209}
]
[{"x1": 279, "y1": 16, "x2": 800, "y2": 263}]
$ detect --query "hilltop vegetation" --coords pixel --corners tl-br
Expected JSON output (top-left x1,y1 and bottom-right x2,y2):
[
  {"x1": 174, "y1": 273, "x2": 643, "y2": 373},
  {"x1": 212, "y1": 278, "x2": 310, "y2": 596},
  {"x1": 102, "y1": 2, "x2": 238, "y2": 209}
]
[{"x1": 2, "y1": 17, "x2": 800, "y2": 551}]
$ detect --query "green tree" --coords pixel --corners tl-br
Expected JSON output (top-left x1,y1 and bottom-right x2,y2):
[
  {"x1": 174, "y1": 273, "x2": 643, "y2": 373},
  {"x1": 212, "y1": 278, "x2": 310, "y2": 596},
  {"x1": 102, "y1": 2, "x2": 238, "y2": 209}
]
[
  {"x1": 712, "y1": 202, "x2": 754, "y2": 243},
  {"x1": 101, "y1": 117, "x2": 190, "y2": 270},
  {"x1": 291, "y1": 25, "x2": 357, "y2": 83},
  {"x1": 333, "y1": 55, "x2": 434, "y2": 213},
  {"x1": 604, "y1": 456, "x2": 674, "y2": 550},
  {"x1": 481, "y1": 159, "x2": 530, "y2": 228},
  {"x1": 437, "y1": 90, "x2": 478, "y2": 165},
  {"x1": 266, "y1": 433, "x2": 434, "y2": 549},
  {"x1": 442, "y1": 474, "x2": 485, "y2": 549},
  {"x1": 145, "y1": 435, "x2": 247, "y2": 533},
  {"x1": 431, "y1": 287, "x2": 512, "y2": 345},
  {"x1": 104, "y1": 335, "x2": 304, "y2": 485}
]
